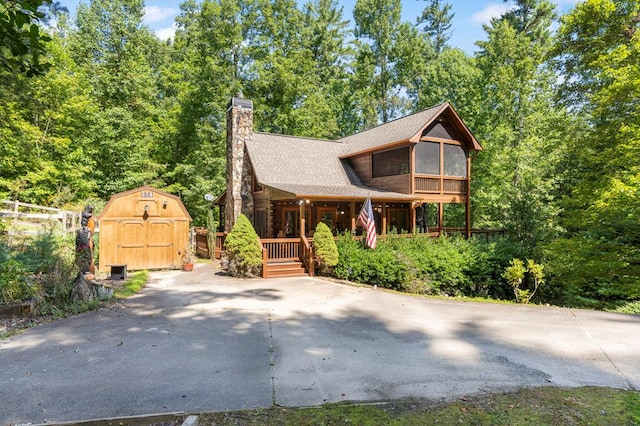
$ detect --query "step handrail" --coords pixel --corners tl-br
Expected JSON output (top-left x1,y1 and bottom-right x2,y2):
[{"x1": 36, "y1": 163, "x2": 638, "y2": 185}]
[{"x1": 300, "y1": 235, "x2": 314, "y2": 277}]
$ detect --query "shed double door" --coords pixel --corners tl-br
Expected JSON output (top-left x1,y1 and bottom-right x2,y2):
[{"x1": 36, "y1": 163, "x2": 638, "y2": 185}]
[{"x1": 117, "y1": 220, "x2": 175, "y2": 270}]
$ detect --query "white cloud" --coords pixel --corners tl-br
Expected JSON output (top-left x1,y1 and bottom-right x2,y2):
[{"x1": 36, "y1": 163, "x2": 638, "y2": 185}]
[
  {"x1": 144, "y1": 6, "x2": 178, "y2": 24},
  {"x1": 471, "y1": 3, "x2": 512, "y2": 24},
  {"x1": 155, "y1": 24, "x2": 177, "y2": 41}
]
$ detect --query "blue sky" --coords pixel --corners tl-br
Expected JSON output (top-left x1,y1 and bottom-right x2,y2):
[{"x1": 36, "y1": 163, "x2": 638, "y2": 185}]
[{"x1": 58, "y1": 0, "x2": 580, "y2": 55}]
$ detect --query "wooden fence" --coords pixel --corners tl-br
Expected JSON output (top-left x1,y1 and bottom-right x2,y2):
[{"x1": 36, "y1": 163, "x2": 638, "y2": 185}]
[
  {"x1": 194, "y1": 228, "x2": 225, "y2": 259},
  {"x1": 0, "y1": 200, "x2": 82, "y2": 235}
]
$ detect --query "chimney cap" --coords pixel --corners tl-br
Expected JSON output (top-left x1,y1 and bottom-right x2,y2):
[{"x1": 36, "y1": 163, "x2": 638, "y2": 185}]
[{"x1": 227, "y1": 94, "x2": 253, "y2": 111}]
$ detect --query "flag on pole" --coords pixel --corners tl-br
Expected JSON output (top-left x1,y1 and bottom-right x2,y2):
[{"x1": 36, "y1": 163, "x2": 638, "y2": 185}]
[{"x1": 358, "y1": 198, "x2": 377, "y2": 249}]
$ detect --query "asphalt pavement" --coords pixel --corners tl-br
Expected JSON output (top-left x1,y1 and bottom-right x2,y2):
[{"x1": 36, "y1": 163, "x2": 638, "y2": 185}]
[{"x1": 1, "y1": 263, "x2": 639, "y2": 424}]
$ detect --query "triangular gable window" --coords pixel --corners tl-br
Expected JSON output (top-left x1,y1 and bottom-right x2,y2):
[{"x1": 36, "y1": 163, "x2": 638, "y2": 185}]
[{"x1": 423, "y1": 120, "x2": 463, "y2": 141}]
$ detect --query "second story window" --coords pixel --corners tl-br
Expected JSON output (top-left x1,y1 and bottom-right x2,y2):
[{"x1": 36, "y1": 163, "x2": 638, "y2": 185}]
[
  {"x1": 372, "y1": 147, "x2": 410, "y2": 178},
  {"x1": 444, "y1": 144, "x2": 467, "y2": 177},
  {"x1": 415, "y1": 141, "x2": 440, "y2": 175},
  {"x1": 415, "y1": 141, "x2": 467, "y2": 178}
]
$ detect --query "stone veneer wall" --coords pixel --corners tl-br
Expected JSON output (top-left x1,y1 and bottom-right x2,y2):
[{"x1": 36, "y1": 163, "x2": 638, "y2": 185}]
[{"x1": 225, "y1": 96, "x2": 254, "y2": 232}]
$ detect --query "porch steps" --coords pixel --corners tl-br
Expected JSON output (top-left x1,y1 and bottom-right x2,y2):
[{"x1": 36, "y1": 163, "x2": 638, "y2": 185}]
[{"x1": 265, "y1": 261, "x2": 308, "y2": 278}]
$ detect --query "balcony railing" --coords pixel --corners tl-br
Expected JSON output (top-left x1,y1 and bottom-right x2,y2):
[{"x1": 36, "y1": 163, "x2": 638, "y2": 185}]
[{"x1": 414, "y1": 176, "x2": 467, "y2": 194}]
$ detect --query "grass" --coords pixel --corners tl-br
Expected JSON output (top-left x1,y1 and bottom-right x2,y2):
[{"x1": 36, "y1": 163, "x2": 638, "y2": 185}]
[
  {"x1": 113, "y1": 270, "x2": 149, "y2": 299},
  {"x1": 195, "y1": 387, "x2": 640, "y2": 425}
]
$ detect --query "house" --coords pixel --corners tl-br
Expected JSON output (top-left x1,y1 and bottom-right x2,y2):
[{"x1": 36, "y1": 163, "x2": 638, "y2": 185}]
[{"x1": 216, "y1": 94, "x2": 482, "y2": 277}]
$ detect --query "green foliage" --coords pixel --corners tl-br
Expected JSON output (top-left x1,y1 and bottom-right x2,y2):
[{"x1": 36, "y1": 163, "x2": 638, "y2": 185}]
[
  {"x1": 0, "y1": 228, "x2": 76, "y2": 310},
  {"x1": 0, "y1": 0, "x2": 53, "y2": 76},
  {"x1": 543, "y1": 236, "x2": 640, "y2": 308},
  {"x1": 334, "y1": 233, "x2": 408, "y2": 289},
  {"x1": 335, "y1": 234, "x2": 521, "y2": 298},
  {"x1": 313, "y1": 222, "x2": 339, "y2": 274},
  {"x1": 0, "y1": 259, "x2": 37, "y2": 304},
  {"x1": 224, "y1": 214, "x2": 262, "y2": 277},
  {"x1": 503, "y1": 258, "x2": 544, "y2": 304},
  {"x1": 199, "y1": 387, "x2": 640, "y2": 425}
]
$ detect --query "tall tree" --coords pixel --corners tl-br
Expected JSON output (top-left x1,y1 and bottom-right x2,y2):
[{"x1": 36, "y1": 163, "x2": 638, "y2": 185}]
[
  {"x1": 417, "y1": 0, "x2": 454, "y2": 54},
  {"x1": 473, "y1": 0, "x2": 566, "y2": 256},
  {"x1": 548, "y1": 0, "x2": 640, "y2": 305},
  {"x1": 0, "y1": 29, "x2": 98, "y2": 205},
  {"x1": 500, "y1": 0, "x2": 556, "y2": 43},
  {"x1": 301, "y1": 0, "x2": 352, "y2": 137},
  {"x1": 352, "y1": 0, "x2": 421, "y2": 125},
  {"x1": 69, "y1": 0, "x2": 163, "y2": 198},
  {"x1": 159, "y1": 0, "x2": 247, "y2": 224}
]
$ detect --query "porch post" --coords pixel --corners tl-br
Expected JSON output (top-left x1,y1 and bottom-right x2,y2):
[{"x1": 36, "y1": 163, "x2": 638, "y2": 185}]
[
  {"x1": 466, "y1": 156, "x2": 472, "y2": 238},
  {"x1": 299, "y1": 200, "x2": 305, "y2": 237},
  {"x1": 350, "y1": 201, "x2": 356, "y2": 232},
  {"x1": 411, "y1": 203, "x2": 416, "y2": 234},
  {"x1": 438, "y1": 202, "x2": 444, "y2": 236},
  {"x1": 381, "y1": 202, "x2": 387, "y2": 235}
]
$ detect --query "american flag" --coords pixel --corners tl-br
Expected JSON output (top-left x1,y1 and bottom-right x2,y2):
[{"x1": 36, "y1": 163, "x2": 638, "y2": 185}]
[{"x1": 358, "y1": 198, "x2": 377, "y2": 249}]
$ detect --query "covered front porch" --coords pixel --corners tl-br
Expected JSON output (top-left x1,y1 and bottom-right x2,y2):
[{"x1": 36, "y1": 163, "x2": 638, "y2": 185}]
[
  {"x1": 216, "y1": 192, "x2": 473, "y2": 278},
  {"x1": 261, "y1": 198, "x2": 470, "y2": 239}
]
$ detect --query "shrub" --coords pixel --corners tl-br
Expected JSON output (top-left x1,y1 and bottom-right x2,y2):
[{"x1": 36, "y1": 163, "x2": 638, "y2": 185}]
[
  {"x1": 224, "y1": 214, "x2": 262, "y2": 277},
  {"x1": 313, "y1": 222, "x2": 338, "y2": 274},
  {"x1": 334, "y1": 233, "x2": 408, "y2": 290},
  {"x1": 334, "y1": 234, "x2": 524, "y2": 299},
  {"x1": 503, "y1": 258, "x2": 545, "y2": 304},
  {"x1": 0, "y1": 259, "x2": 37, "y2": 304},
  {"x1": 543, "y1": 236, "x2": 640, "y2": 308}
]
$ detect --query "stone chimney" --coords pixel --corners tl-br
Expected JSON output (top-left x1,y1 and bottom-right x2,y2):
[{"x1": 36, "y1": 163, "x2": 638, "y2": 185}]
[{"x1": 225, "y1": 93, "x2": 254, "y2": 232}]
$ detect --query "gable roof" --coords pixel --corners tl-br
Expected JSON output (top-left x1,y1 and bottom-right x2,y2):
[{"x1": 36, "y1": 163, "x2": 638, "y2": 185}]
[
  {"x1": 98, "y1": 185, "x2": 192, "y2": 221},
  {"x1": 245, "y1": 133, "x2": 418, "y2": 201},
  {"x1": 338, "y1": 102, "x2": 482, "y2": 157},
  {"x1": 234, "y1": 102, "x2": 481, "y2": 202}
]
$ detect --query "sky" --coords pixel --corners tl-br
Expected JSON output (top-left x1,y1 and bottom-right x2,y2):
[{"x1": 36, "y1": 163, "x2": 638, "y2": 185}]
[{"x1": 57, "y1": 0, "x2": 580, "y2": 55}]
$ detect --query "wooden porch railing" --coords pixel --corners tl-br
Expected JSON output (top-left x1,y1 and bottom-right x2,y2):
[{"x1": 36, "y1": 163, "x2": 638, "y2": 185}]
[
  {"x1": 261, "y1": 238, "x2": 300, "y2": 261},
  {"x1": 300, "y1": 235, "x2": 314, "y2": 277},
  {"x1": 414, "y1": 176, "x2": 467, "y2": 194}
]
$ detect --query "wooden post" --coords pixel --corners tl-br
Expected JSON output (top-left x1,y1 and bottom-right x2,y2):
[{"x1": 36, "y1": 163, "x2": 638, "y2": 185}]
[
  {"x1": 350, "y1": 201, "x2": 356, "y2": 232},
  {"x1": 438, "y1": 202, "x2": 444, "y2": 236},
  {"x1": 299, "y1": 200, "x2": 305, "y2": 237},
  {"x1": 381, "y1": 202, "x2": 387, "y2": 235},
  {"x1": 466, "y1": 156, "x2": 472, "y2": 239},
  {"x1": 411, "y1": 203, "x2": 416, "y2": 234}
]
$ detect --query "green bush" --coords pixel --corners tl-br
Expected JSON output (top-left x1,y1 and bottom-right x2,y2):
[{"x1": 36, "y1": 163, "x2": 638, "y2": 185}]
[
  {"x1": 313, "y1": 222, "x2": 338, "y2": 274},
  {"x1": 0, "y1": 259, "x2": 37, "y2": 304},
  {"x1": 543, "y1": 236, "x2": 640, "y2": 308},
  {"x1": 224, "y1": 214, "x2": 262, "y2": 277},
  {"x1": 334, "y1": 234, "x2": 521, "y2": 299},
  {"x1": 334, "y1": 233, "x2": 408, "y2": 290}
]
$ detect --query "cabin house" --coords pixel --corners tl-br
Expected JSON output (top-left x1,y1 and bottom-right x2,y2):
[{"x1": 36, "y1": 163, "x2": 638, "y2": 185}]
[{"x1": 216, "y1": 95, "x2": 482, "y2": 277}]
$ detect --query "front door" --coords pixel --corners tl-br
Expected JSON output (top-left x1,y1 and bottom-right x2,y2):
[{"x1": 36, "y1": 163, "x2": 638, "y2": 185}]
[{"x1": 317, "y1": 207, "x2": 337, "y2": 234}]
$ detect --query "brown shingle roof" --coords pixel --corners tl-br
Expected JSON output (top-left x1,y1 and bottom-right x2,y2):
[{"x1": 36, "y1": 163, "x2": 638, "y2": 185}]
[
  {"x1": 243, "y1": 102, "x2": 481, "y2": 200},
  {"x1": 245, "y1": 133, "x2": 418, "y2": 201},
  {"x1": 338, "y1": 103, "x2": 446, "y2": 156}
]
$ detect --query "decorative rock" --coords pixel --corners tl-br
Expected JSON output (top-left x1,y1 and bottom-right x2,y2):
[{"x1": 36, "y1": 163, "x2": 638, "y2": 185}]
[
  {"x1": 92, "y1": 282, "x2": 114, "y2": 301},
  {"x1": 70, "y1": 273, "x2": 113, "y2": 302}
]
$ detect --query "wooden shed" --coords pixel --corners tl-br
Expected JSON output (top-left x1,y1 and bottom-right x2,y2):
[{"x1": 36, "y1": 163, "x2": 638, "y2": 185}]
[{"x1": 97, "y1": 186, "x2": 192, "y2": 272}]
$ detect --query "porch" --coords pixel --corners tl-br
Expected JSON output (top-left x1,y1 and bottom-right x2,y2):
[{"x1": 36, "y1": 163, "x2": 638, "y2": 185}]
[{"x1": 204, "y1": 228, "x2": 502, "y2": 279}]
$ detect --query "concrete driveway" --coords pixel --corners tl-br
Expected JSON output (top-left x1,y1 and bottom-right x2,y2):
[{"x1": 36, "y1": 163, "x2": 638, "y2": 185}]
[{"x1": 1, "y1": 264, "x2": 639, "y2": 424}]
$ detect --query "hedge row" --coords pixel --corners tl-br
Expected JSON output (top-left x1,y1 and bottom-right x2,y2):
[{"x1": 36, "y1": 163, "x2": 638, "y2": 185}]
[{"x1": 334, "y1": 233, "x2": 523, "y2": 300}]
